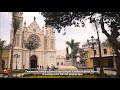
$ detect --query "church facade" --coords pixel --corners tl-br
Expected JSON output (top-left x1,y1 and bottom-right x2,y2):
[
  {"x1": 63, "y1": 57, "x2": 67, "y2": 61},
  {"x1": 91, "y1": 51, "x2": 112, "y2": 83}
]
[{"x1": 8, "y1": 12, "x2": 56, "y2": 70}]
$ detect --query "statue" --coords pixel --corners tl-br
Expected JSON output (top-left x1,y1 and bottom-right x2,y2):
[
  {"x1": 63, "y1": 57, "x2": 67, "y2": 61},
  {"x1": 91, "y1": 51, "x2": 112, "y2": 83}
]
[{"x1": 34, "y1": 16, "x2": 36, "y2": 21}]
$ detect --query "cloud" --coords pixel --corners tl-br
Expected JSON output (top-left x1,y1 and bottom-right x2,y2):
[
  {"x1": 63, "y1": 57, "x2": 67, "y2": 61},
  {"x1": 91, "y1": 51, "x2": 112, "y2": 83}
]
[{"x1": 0, "y1": 12, "x2": 11, "y2": 44}]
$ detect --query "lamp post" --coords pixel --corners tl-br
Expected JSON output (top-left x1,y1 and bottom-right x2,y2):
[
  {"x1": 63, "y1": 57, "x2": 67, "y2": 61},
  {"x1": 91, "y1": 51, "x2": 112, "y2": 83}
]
[
  {"x1": 87, "y1": 36, "x2": 97, "y2": 71},
  {"x1": 14, "y1": 54, "x2": 20, "y2": 70}
]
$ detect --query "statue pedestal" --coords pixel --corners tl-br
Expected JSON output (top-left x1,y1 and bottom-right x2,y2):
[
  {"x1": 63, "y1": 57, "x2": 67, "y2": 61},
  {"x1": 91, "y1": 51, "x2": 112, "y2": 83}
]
[{"x1": 64, "y1": 59, "x2": 73, "y2": 66}]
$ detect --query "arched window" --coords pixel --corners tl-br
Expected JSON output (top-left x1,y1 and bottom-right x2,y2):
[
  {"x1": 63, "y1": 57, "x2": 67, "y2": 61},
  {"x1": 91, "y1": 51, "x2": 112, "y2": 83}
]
[
  {"x1": 17, "y1": 36, "x2": 19, "y2": 46},
  {"x1": 57, "y1": 62, "x2": 59, "y2": 66},
  {"x1": 52, "y1": 39, "x2": 54, "y2": 49},
  {"x1": 61, "y1": 62, "x2": 63, "y2": 65},
  {"x1": 44, "y1": 37, "x2": 47, "y2": 49},
  {"x1": 103, "y1": 48, "x2": 107, "y2": 54},
  {"x1": 15, "y1": 35, "x2": 19, "y2": 46},
  {"x1": 50, "y1": 39, "x2": 54, "y2": 49}
]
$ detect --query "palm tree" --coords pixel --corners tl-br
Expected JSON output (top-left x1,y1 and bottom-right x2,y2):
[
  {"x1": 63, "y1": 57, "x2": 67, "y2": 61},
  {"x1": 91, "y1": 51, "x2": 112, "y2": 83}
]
[
  {"x1": 9, "y1": 12, "x2": 21, "y2": 77},
  {"x1": 66, "y1": 39, "x2": 80, "y2": 66},
  {"x1": 0, "y1": 39, "x2": 6, "y2": 71},
  {"x1": 24, "y1": 40, "x2": 39, "y2": 68}
]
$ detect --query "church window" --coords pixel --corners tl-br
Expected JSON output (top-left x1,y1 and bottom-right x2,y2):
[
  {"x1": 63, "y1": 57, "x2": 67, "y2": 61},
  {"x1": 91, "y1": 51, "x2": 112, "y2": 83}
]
[
  {"x1": 52, "y1": 39, "x2": 54, "y2": 49},
  {"x1": 15, "y1": 35, "x2": 19, "y2": 46},
  {"x1": 33, "y1": 29, "x2": 36, "y2": 32},
  {"x1": 61, "y1": 62, "x2": 63, "y2": 65},
  {"x1": 28, "y1": 34, "x2": 40, "y2": 47},
  {"x1": 17, "y1": 36, "x2": 19, "y2": 46},
  {"x1": 45, "y1": 37, "x2": 47, "y2": 49},
  {"x1": 46, "y1": 38, "x2": 47, "y2": 48},
  {"x1": 57, "y1": 62, "x2": 59, "y2": 66},
  {"x1": 50, "y1": 39, "x2": 54, "y2": 49}
]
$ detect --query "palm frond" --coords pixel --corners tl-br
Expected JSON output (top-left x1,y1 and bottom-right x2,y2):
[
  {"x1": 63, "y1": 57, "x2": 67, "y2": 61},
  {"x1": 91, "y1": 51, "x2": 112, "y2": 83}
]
[
  {"x1": 0, "y1": 39, "x2": 6, "y2": 54},
  {"x1": 12, "y1": 12, "x2": 21, "y2": 36}
]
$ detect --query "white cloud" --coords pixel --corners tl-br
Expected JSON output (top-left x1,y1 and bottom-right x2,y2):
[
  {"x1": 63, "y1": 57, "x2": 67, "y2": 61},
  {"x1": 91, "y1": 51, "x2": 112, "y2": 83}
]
[{"x1": 0, "y1": 12, "x2": 11, "y2": 44}]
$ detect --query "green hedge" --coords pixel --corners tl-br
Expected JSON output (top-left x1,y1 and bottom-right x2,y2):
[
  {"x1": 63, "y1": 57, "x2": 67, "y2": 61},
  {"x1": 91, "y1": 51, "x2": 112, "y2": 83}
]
[
  {"x1": 11, "y1": 69, "x2": 25, "y2": 73},
  {"x1": 21, "y1": 75, "x2": 98, "y2": 78}
]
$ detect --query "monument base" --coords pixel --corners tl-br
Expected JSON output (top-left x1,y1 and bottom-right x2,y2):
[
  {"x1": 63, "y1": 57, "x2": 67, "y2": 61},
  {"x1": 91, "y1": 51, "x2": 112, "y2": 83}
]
[
  {"x1": 57, "y1": 59, "x2": 78, "y2": 71},
  {"x1": 57, "y1": 66, "x2": 78, "y2": 71},
  {"x1": 64, "y1": 59, "x2": 73, "y2": 66}
]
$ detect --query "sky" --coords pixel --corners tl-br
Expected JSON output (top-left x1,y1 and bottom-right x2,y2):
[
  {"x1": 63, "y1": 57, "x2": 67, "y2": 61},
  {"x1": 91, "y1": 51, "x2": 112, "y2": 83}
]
[{"x1": 0, "y1": 12, "x2": 107, "y2": 50}]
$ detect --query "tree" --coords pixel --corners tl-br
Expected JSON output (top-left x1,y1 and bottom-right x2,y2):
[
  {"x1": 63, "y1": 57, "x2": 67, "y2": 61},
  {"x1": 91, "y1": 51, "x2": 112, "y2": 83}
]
[
  {"x1": 24, "y1": 39, "x2": 39, "y2": 68},
  {"x1": 9, "y1": 12, "x2": 21, "y2": 77},
  {"x1": 41, "y1": 12, "x2": 120, "y2": 78},
  {"x1": 0, "y1": 39, "x2": 6, "y2": 71},
  {"x1": 66, "y1": 39, "x2": 80, "y2": 66},
  {"x1": 102, "y1": 39, "x2": 112, "y2": 47},
  {"x1": 102, "y1": 39, "x2": 118, "y2": 71}
]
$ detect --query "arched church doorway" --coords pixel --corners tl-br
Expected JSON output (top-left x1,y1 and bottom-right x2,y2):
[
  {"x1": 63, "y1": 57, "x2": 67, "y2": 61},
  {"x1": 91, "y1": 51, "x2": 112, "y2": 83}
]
[
  {"x1": 2, "y1": 60, "x2": 5, "y2": 70},
  {"x1": 30, "y1": 55, "x2": 37, "y2": 68}
]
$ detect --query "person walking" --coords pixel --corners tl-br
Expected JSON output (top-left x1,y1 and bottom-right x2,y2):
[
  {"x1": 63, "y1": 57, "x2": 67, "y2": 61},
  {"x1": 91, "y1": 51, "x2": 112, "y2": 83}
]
[
  {"x1": 47, "y1": 65, "x2": 49, "y2": 71},
  {"x1": 3, "y1": 68, "x2": 9, "y2": 78}
]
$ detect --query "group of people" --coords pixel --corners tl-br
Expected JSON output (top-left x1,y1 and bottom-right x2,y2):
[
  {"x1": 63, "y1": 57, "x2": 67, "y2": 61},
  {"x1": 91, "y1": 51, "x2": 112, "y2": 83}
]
[
  {"x1": 47, "y1": 64, "x2": 55, "y2": 71},
  {"x1": 39, "y1": 65, "x2": 44, "y2": 70}
]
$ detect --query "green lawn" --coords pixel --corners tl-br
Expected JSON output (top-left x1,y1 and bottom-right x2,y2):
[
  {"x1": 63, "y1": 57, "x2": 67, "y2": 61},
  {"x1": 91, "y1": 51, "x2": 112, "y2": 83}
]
[{"x1": 21, "y1": 75, "x2": 99, "y2": 78}]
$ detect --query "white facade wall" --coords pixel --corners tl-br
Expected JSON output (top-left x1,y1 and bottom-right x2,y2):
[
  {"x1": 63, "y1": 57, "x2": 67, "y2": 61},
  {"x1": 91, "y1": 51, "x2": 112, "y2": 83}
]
[{"x1": 9, "y1": 12, "x2": 56, "y2": 70}]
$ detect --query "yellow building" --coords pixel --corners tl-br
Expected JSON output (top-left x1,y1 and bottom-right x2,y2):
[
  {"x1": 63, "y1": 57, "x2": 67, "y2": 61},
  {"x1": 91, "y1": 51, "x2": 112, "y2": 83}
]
[
  {"x1": 86, "y1": 47, "x2": 93, "y2": 68},
  {"x1": 83, "y1": 43, "x2": 117, "y2": 69},
  {"x1": 2, "y1": 46, "x2": 9, "y2": 69}
]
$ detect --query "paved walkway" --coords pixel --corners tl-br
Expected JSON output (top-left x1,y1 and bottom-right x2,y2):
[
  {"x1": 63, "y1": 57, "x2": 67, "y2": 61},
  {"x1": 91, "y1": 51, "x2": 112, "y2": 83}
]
[
  {"x1": 97, "y1": 68, "x2": 116, "y2": 75},
  {"x1": 13, "y1": 73, "x2": 25, "y2": 77}
]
